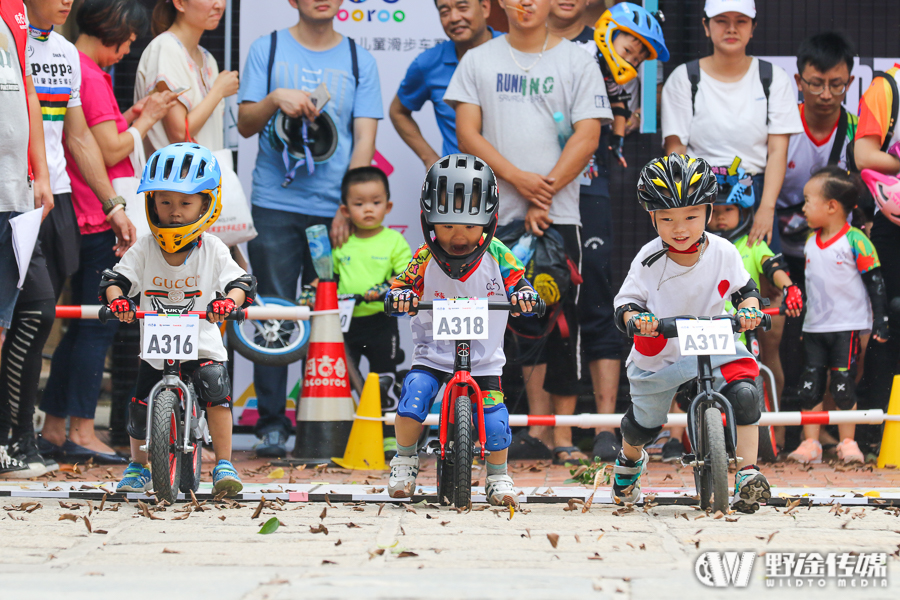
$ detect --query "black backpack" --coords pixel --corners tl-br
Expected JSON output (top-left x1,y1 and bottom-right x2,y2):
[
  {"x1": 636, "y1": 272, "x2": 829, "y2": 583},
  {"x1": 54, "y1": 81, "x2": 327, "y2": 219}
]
[{"x1": 686, "y1": 58, "x2": 772, "y2": 124}]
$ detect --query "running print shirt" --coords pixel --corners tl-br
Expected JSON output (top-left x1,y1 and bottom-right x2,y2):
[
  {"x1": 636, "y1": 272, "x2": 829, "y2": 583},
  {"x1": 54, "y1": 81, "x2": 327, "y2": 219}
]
[
  {"x1": 392, "y1": 237, "x2": 525, "y2": 376},
  {"x1": 26, "y1": 26, "x2": 81, "y2": 194},
  {"x1": 803, "y1": 223, "x2": 880, "y2": 333},
  {"x1": 614, "y1": 234, "x2": 752, "y2": 372},
  {"x1": 112, "y1": 233, "x2": 248, "y2": 370}
]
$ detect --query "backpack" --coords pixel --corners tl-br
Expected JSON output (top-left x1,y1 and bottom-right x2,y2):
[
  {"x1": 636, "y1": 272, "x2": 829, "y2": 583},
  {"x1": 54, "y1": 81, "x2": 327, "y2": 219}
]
[{"x1": 686, "y1": 58, "x2": 772, "y2": 124}]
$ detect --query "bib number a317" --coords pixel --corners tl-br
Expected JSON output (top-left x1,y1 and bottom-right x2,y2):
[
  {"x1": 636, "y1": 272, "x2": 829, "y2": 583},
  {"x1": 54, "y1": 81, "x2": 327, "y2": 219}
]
[
  {"x1": 142, "y1": 314, "x2": 200, "y2": 360},
  {"x1": 433, "y1": 298, "x2": 489, "y2": 340},
  {"x1": 675, "y1": 319, "x2": 736, "y2": 356}
]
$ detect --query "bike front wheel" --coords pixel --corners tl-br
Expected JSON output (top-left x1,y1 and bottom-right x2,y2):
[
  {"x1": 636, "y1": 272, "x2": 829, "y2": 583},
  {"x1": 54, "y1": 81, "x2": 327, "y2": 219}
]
[
  {"x1": 451, "y1": 397, "x2": 474, "y2": 509},
  {"x1": 179, "y1": 403, "x2": 203, "y2": 494},
  {"x1": 704, "y1": 406, "x2": 729, "y2": 514},
  {"x1": 150, "y1": 390, "x2": 183, "y2": 504}
]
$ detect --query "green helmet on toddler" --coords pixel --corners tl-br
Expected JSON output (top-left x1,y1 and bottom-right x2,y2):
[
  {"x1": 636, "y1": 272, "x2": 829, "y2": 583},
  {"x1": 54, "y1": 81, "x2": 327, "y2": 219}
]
[{"x1": 594, "y1": 2, "x2": 669, "y2": 85}]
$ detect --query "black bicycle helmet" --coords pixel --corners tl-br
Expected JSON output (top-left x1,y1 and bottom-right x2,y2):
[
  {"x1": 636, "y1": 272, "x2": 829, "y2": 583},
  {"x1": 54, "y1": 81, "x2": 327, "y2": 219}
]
[
  {"x1": 420, "y1": 154, "x2": 499, "y2": 280},
  {"x1": 637, "y1": 154, "x2": 718, "y2": 212}
]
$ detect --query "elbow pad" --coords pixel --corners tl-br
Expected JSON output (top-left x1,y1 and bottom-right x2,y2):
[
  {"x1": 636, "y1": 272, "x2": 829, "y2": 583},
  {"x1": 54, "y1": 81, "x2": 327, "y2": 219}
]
[
  {"x1": 615, "y1": 303, "x2": 648, "y2": 334},
  {"x1": 862, "y1": 268, "x2": 889, "y2": 338},
  {"x1": 224, "y1": 274, "x2": 257, "y2": 308},
  {"x1": 730, "y1": 278, "x2": 763, "y2": 307},
  {"x1": 761, "y1": 253, "x2": 789, "y2": 283},
  {"x1": 98, "y1": 269, "x2": 133, "y2": 304},
  {"x1": 611, "y1": 105, "x2": 632, "y2": 120}
]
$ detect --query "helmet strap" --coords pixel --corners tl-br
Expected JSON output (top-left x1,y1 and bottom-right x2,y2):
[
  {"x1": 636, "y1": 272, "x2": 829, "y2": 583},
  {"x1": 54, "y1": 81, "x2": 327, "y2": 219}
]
[{"x1": 280, "y1": 118, "x2": 315, "y2": 188}]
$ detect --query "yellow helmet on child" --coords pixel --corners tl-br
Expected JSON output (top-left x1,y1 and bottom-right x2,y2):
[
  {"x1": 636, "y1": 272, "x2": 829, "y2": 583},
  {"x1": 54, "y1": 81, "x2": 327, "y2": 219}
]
[
  {"x1": 138, "y1": 143, "x2": 222, "y2": 253},
  {"x1": 595, "y1": 3, "x2": 669, "y2": 85}
]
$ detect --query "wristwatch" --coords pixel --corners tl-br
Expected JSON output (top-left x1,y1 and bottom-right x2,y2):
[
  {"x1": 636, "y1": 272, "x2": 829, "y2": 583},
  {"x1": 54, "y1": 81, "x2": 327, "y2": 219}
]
[{"x1": 101, "y1": 195, "x2": 127, "y2": 215}]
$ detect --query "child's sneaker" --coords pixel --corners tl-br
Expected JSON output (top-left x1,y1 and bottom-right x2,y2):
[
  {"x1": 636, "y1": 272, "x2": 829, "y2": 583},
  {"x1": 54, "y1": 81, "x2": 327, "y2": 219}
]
[
  {"x1": 611, "y1": 449, "x2": 648, "y2": 504},
  {"x1": 787, "y1": 438, "x2": 823, "y2": 464},
  {"x1": 835, "y1": 438, "x2": 864, "y2": 464},
  {"x1": 388, "y1": 454, "x2": 419, "y2": 498},
  {"x1": 485, "y1": 474, "x2": 518, "y2": 508},
  {"x1": 732, "y1": 465, "x2": 771, "y2": 513},
  {"x1": 212, "y1": 460, "x2": 243, "y2": 497},
  {"x1": 117, "y1": 462, "x2": 151, "y2": 492}
]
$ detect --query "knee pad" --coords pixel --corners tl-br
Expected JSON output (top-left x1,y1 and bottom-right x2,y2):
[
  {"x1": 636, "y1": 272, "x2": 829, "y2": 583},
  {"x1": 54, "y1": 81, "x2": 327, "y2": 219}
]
[
  {"x1": 397, "y1": 369, "x2": 441, "y2": 423},
  {"x1": 797, "y1": 366, "x2": 826, "y2": 410},
  {"x1": 620, "y1": 405, "x2": 662, "y2": 447},
  {"x1": 127, "y1": 397, "x2": 148, "y2": 439},
  {"x1": 721, "y1": 379, "x2": 760, "y2": 425},
  {"x1": 481, "y1": 403, "x2": 512, "y2": 451},
  {"x1": 830, "y1": 369, "x2": 857, "y2": 410},
  {"x1": 194, "y1": 361, "x2": 232, "y2": 408}
]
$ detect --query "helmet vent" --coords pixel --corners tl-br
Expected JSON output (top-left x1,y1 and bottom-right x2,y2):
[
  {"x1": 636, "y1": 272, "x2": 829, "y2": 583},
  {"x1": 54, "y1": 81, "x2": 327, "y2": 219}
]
[
  {"x1": 456, "y1": 156, "x2": 467, "y2": 169},
  {"x1": 179, "y1": 154, "x2": 193, "y2": 180},
  {"x1": 453, "y1": 183, "x2": 465, "y2": 213},
  {"x1": 149, "y1": 154, "x2": 161, "y2": 179},
  {"x1": 439, "y1": 157, "x2": 451, "y2": 169},
  {"x1": 197, "y1": 159, "x2": 207, "y2": 180},
  {"x1": 163, "y1": 157, "x2": 175, "y2": 180},
  {"x1": 473, "y1": 159, "x2": 485, "y2": 171},
  {"x1": 470, "y1": 179, "x2": 482, "y2": 215},
  {"x1": 436, "y1": 176, "x2": 448, "y2": 214}
]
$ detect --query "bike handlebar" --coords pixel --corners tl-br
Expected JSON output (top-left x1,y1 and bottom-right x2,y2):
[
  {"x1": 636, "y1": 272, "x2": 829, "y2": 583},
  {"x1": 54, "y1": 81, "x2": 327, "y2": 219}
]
[
  {"x1": 98, "y1": 306, "x2": 245, "y2": 324},
  {"x1": 626, "y1": 313, "x2": 772, "y2": 339},
  {"x1": 386, "y1": 297, "x2": 547, "y2": 319}
]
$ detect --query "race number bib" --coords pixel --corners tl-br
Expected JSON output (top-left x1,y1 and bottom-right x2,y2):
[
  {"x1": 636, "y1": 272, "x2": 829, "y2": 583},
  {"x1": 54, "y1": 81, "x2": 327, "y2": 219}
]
[
  {"x1": 433, "y1": 298, "x2": 489, "y2": 340},
  {"x1": 142, "y1": 314, "x2": 200, "y2": 360},
  {"x1": 338, "y1": 298, "x2": 356, "y2": 333},
  {"x1": 676, "y1": 319, "x2": 736, "y2": 356}
]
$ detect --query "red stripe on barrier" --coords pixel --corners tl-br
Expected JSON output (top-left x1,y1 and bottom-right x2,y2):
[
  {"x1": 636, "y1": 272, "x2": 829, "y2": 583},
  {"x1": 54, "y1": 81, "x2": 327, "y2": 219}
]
[
  {"x1": 527, "y1": 415, "x2": 557, "y2": 426},
  {"x1": 800, "y1": 411, "x2": 831, "y2": 425},
  {"x1": 55, "y1": 306, "x2": 83, "y2": 319}
]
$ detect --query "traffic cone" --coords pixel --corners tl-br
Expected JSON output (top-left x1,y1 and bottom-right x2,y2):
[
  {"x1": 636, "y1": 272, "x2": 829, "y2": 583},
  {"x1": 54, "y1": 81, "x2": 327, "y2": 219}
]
[
  {"x1": 877, "y1": 375, "x2": 900, "y2": 468},
  {"x1": 333, "y1": 373, "x2": 386, "y2": 470},
  {"x1": 292, "y1": 280, "x2": 355, "y2": 464}
]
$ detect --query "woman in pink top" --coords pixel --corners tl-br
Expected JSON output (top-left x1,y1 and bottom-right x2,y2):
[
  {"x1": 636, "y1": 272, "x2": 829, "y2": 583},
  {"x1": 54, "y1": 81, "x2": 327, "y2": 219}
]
[{"x1": 39, "y1": 0, "x2": 177, "y2": 465}]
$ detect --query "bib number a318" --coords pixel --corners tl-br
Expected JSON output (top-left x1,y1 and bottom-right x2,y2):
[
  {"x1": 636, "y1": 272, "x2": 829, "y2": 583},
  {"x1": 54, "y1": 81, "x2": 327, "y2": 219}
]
[
  {"x1": 675, "y1": 319, "x2": 736, "y2": 356},
  {"x1": 433, "y1": 298, "x2": 489, "y2": 340},
  {"x1": 142, "y1": 314, "x2": 200, "y2": 360}
]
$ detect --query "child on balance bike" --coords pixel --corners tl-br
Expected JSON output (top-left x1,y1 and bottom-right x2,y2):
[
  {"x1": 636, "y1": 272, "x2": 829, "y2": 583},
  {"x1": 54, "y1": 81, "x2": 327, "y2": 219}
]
[{"x1": 387, "y1": 154, "x2": 539, "y2": 507}]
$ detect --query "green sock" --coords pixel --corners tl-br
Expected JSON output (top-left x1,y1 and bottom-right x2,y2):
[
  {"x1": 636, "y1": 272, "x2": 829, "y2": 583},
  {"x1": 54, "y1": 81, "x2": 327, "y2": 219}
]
[
  {"x1": 486, "y1": 461, "x2": 507, "y2": 477},
  {"x1": 397, "y1": 441, "x2": 417, "y2": 457}
]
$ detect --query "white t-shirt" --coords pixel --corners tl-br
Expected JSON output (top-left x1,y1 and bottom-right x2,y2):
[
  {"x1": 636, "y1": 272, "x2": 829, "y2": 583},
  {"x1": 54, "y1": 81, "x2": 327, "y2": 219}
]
[
  {"x1": 135, "y1": 32, "x2": 223, "y2": 153},
  {"x1": 444, "y1": 36, "x2": 612, "y2": 227},
  {"x1": 0, "y1": 18, "x2": 32, "y2": 214},
  {"x1": 803, "y1": 224, "x2": 878, "y2": 333},
  {"x1": 614, "y1": 234, "x2": 752, "y2": 372},
  {"x1": 27, "y1": 28, "x2": 82, "y2": 195},
  {"x1": 112, "y1": 233, "x2": 247, "y2": 369},
  {"x1": 778, "y1": 106, "x2": 856, "y2": 209},
  {"x1": 661, "y1": 58, "x2": 803, "y2": 173}
]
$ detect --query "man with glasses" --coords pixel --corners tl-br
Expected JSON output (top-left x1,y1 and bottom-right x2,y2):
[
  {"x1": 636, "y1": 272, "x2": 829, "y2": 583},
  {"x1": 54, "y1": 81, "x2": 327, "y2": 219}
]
[{"x1": 776, "y1": 32, "x2": 857, "y2": 452}]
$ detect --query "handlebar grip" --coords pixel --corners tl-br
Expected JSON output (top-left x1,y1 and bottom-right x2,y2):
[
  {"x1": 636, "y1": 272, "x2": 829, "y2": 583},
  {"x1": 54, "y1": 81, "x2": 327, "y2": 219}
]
[{"x1": 99, "y1": 306, "x2": 113, "y2": 324}]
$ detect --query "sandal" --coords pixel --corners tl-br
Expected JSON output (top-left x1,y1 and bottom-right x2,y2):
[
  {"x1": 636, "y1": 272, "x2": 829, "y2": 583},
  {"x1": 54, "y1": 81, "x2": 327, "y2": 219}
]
[
  {"x1": 507, "y1": 430, "x2": 552, "y2": 460},
  {"x1": 553, "y1": 446, "x2": 589, "y2": 466}
]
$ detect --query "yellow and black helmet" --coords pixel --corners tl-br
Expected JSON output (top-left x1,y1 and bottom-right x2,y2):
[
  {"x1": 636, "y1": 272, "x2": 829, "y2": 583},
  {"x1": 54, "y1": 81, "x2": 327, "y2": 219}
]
[{"x1": 637, "y1": 154, "x2": 718, "y2": 212}]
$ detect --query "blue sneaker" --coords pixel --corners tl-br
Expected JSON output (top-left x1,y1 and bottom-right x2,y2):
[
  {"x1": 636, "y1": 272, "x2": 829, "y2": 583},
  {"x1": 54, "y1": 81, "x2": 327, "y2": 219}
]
[
  {"x1": 611, "y1": 449, "x2": 648, "y2": 504},
  {"x1": 732, "y1": 466, "x2": 771, "y2": 513},
  {"x1": 213, "y1": 460, "x2": 243, "y2": 497},
  {"x1": 117, "y1": 462, "x2": 151, "y2": 493}
]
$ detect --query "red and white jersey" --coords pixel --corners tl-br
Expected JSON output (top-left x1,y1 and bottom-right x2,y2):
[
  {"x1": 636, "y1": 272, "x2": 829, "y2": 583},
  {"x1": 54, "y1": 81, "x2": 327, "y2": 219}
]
[{"x1": 615, "y1": 234, "x2": 752, "y2": 372}]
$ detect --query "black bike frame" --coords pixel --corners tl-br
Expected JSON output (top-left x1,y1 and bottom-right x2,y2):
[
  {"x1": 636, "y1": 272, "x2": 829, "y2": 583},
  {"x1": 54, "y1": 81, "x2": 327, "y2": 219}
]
[{"x1": 685, "y1": 354, "x2": 739, "y2": 463}]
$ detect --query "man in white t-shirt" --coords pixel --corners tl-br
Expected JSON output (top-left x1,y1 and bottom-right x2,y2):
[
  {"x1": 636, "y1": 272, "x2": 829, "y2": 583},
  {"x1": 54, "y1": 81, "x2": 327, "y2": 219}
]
[{"x1": 444, "y1": 0, "x2": 611, "y2": 465}]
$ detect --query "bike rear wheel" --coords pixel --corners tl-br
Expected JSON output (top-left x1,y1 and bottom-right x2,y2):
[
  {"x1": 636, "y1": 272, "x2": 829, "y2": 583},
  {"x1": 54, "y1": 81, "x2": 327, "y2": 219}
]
[
  {"x1": 179, "y1": 402, "x2": 203, "y2": 494},
  {"x1": 705, "y1": 406, "x2": 729, "y2": 513},
  {"x1": 452, "y1": 397, "x2": 474, "y2": 509},
  {"x1": 150, "y1": 390, "x2": 183, "y2": 504}
]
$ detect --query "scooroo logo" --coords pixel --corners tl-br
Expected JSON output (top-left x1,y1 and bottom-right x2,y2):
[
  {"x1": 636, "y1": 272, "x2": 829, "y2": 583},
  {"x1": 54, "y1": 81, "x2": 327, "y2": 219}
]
[{"x1": 339, "y1": 0, "x2": 405, "y2": 22}]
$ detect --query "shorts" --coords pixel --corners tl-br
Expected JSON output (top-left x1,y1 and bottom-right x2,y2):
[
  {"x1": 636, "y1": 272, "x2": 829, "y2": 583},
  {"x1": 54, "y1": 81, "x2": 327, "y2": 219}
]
[
  {"x1": 804, "y1": 330, "x2": 859, "y2": 373},
  {"x1": 133, "y1": 359, "x2": 231, "y2": 409},
  {"x1": 344, "y1": 312, "x2": 402, "y2": 374},
  {"x1": 0, "y1": 212, "x2": 22, "y2": 328},
  {"x1": 627, "y1": 343, "x2": 759, "y2": 429},
  {"x1": 38, "y1": 193, "x2": 80, "y2": 299},
  {"x1": 507, "y1": 224, "x2": 582, "y2": 396},
  {"x1": 578, "y1": 181, "x2": 623, "y2": 361}
]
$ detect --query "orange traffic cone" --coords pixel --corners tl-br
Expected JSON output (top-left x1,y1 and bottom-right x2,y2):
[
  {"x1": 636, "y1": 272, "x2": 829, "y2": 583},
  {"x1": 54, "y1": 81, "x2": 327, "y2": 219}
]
[
  {"x1": 333, "y1": 373, "x2": 386, "y2": 470},
  {"x1": 292, "y1": 280, "x2": 355, "y2": 463}
]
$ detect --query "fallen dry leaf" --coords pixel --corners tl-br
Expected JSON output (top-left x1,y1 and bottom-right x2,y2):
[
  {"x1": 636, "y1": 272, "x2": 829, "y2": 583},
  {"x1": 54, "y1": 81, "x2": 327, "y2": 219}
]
[
  {"x1": 397, "y1": 551, "x2": 418, "y2": 558},
  {"x1": 589, "y1": 553, "x2": 603, "y2": 560},
  {"x1": 83, "y1": 516, "x2": 92, "y2": 533},
  {"x1": 309, "y1": 524, "x2": 329, "y2": 535},
  {"x1": 59, "y1": 513, "x2": 78, "y2": 522},
  {"x1": 319, "y1": 507, "x2": 327, "y2": 520},
  {"x1": 162, "y1": 548, "x2": 180, "y2": 554},
  {"x1": 547, "y1": 533, "x2": 560, "y2": 549}
]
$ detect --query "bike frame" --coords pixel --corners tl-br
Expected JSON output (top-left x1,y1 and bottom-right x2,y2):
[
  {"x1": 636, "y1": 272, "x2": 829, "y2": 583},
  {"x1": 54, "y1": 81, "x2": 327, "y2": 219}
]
[
  {"x1": 684, "y1": 354, "x2": 739, "y2": 466},
  {"x1": 438, "y1": 340, "x2": 488, "y2": 460},
  {"x1": 141, "y1": 358, "x2": 198, "y2": 456}
]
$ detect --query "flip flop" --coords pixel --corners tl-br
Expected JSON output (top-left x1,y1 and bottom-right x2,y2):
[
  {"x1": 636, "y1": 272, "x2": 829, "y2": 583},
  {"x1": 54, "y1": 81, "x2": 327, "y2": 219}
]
[{"x1": 553, "y1": 446, "x2": 589, "y2": 465}]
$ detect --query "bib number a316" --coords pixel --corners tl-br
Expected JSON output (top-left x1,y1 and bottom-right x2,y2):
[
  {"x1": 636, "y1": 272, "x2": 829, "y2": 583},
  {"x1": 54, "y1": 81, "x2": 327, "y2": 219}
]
[
  {"x1": 433, "y1": 298, "x2": 489, "y2": 340},
  {"x1": 142, "y1": 314, "x2": 200, "y2": 360},
  {"x1": 675, "y1": 319, "x2": 736, "y2": 356}
]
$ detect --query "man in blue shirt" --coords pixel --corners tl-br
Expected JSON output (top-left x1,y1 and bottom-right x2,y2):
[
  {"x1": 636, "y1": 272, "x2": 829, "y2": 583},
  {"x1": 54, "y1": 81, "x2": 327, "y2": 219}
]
[
  {"x1": 237, "y1": 0, "x2": 383, "y2": 458},
  {"x1": 389, "y1": 0, "x2": 498, "y2": 167}
]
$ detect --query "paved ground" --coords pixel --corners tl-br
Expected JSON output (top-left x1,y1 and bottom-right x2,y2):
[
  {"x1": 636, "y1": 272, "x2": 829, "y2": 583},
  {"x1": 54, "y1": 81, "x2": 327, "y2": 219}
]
[{"x1": 1, "y1": 457, "x2": 899, "y2": 598}]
